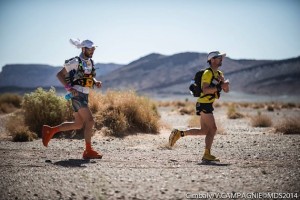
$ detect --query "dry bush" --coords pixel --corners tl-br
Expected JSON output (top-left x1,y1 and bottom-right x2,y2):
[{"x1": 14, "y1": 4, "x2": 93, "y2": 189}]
[
  {"x1": 188, "y1": 115, "x2": 225, "y2": 134},
  {"x1": 174, "y1": 101, "x2": 187, "y2": 108},
  {"x1": 174, "y1": 101, "x2": 194, "y2": 115},
  {"x1": 251, "y1": 103, "x2": 265, "y2": 109},
  {"x1": 178, "y1": 107, "x2": 194, "y2": 115},
  {"x1": 91, "y1": 90, "x2": 160, "y2": 137},
  {"x1": 251, "y1": 112, "x2": 273, "y2": 127},
  {"x1": 227, "y1": 104, "x2": 244, "y2": 119},
  {"x1": 188, "y1": 115, "x2": 200, "y2": 127},
  {"x1": 0, "y1": 93, "x2": 22, "y2": 114},
  {"x1": 6, "y1": 111, "x2": 38, "y2": 142},
  {"x1": 266, "y1": 105, "x2": 274, "y2": 112},
  {"x1": 222, "y1": 102, "x2": 230, "y2": 107},
  {"x1": 22, "y1": 87, "x2": 73, "y2": 137},
  {"x1": 238, "y1": 102, "x2": 250, "y2": 108},
  {"x1": 157, "y1": 101, "x2": 172, "y2": 107},
  {"x1": 275, "y1": 118, "x2": 300, "y2": 134},
  {"x1": 265, "y1": 102, "x2": 282, "y2": 111},
  {"x1": 281, "y1": 102, "x2": 296, "y2": 109},
  {"x1": 214, "y1": 102, "x2": 222, "y2": 108},
  {"x1": 0, "y1": 103, "x2": 18, "y2": 114}
]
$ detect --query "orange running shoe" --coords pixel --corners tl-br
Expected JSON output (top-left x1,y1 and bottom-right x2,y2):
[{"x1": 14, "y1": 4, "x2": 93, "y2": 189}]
[
  {"x1": 83, "y1": 149, "x2": 103, "y2": 159},
  {"x1": 42, "y1": 125, "x2": 56, "y2": 147}
]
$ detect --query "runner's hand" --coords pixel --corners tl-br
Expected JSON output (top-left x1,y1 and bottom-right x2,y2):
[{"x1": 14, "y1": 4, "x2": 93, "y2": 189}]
[
  {"x1": 70, "y1": 88, "x2": 78, "y2": 96},
  {"x1": 95, "y1": 81, "x2": 102, "y2": 88}
]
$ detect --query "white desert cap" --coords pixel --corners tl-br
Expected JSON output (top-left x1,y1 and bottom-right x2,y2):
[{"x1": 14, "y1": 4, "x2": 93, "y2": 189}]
[
  {"x1": 207, "y1": 51, "x2": 226, "y2": 62},
  {"x1": 81, "y1": 40, "x2": 97, "y2": 48},
  {"x1": 69, "y1": 38, "x2": 97, "y2": 49}
]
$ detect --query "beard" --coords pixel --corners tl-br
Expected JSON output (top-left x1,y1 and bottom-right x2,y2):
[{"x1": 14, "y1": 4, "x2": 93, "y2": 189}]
[{"x1": 84, "y1": 51, "x2": 93, "y2": 58}]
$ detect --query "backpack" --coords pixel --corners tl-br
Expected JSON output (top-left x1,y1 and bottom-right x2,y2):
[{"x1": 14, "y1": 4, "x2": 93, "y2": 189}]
[
  {"x1": 65, "y1": 56, "x2": 96, "y2": 88},
  {"x1": 189, "y1": 67, "x2": 220, "y2": 98}
]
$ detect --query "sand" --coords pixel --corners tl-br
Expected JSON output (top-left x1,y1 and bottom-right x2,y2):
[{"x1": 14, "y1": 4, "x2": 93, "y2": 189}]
[{"x1": 0, "y1": 105, "x2": 299, "y2": 200}]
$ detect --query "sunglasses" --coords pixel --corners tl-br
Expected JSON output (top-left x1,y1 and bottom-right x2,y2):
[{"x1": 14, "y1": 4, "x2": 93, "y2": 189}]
[
  {"x1": 84, "y1": 47, "x2": 95, "y2": 51},
  {"x1": 213, "y1": 55, "x2": 222, "y2": 59}
]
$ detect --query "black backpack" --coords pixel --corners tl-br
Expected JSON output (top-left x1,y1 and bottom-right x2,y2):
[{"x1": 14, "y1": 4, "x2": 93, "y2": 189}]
[{"x1": 189, "y1": 67, "x2": 220, "y2": 97}]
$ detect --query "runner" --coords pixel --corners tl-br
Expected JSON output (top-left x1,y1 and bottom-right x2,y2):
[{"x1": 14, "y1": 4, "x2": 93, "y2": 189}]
[
  {"x1": 42, "y1": 38, "x2": 103, "y2": 159},
  {"x1": 169, "y1": 51, "x2": 230, "y2": 162}
]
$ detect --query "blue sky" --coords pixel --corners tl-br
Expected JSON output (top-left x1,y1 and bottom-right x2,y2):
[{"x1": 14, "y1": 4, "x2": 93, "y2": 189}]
[{"x1": 0, "y1": 0, "x2": 299, "y2": 70}]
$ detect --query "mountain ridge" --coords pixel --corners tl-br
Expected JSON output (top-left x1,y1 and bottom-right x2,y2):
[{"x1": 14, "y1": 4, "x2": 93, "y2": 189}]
[{"x1": 0, "y1": 52, "x2": 299, "y2": 96}]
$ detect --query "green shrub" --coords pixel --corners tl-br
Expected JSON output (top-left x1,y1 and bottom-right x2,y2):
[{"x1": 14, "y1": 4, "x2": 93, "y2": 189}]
[{"x1": 22, "y1": 87, "x2": 72, "y2": 137}]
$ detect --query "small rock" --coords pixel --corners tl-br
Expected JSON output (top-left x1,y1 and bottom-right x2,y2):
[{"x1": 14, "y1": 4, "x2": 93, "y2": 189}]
[
  {"x1": 261, "y1": 170, "x2": 267, "y2": 175},
  {"x1": 45, "y1": 160, "x2": 52, "y2": 163}
]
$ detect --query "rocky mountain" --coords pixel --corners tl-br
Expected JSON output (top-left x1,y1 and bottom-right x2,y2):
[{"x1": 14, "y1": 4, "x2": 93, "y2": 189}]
[
  {"x1": 0, "y1": 64, "x2": 60, "y2": 88},
  {"x1": 226, "y1": 57, "x2": 300, "y2": 95},
  {"x1": 101, "y1": 52, "x2": 294, "y2": 96},
  {"x1": 1, "y1": 52, "x2": 299, "y2": 97},
  {"x1": 0, "y1": 63, "x2": 123, "y2": 88}
]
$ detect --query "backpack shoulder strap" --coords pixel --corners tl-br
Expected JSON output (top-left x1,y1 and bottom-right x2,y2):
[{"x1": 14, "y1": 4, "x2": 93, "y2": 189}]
[
  {"x1": 90, "y1": 58, "x2": 94, "y2": 68},
  {"x1": 75, "y1": 56, "x2": 84, "y2": 72},
  {"x1": 64, "y1": 57, "x2": 76, "y2": 64}
]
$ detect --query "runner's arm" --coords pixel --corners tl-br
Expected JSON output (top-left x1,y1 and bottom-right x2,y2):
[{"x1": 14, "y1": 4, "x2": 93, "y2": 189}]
[
  {"x1": 202, "y1": 82, "x2": 218, "y2": 95},
  {"x1": 57, "y1": 68, "x2": 69, "y2": 87}
]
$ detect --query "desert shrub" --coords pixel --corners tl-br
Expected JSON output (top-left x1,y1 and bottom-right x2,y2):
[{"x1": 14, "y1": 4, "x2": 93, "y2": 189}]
[
  {"x1": 91, "y1": 90, "x2": 160, "y2": 137},
  {"x1": 174, "y1": 101, "x2": 186, "y2": 108},
  {"x1": 188, "y1": 115, "x2": 200, "y2": 127},
  {"x1": 251, "y1": 112, "x2": 272, "y2": 127},
  {"x1": 266, "y1": 105, "x2": 274, "y2": 112},
  {"x1": 238, "y1": 102, "x2": 250, "y2": 108},
  {"x1": 214, "y1": 102, "x2": 222, "y2": 108},
  {"x1": 252, "y1": 103, "x2": 265, "y2": 109},
  {"x1": 0, "y1": 93, "x2": 22, "y2": 113},
  {"x1": 275, "y1": 118, "x2": 300, "y2": 134},
  {"x1": 0, "y1": 103, "x2": 17, "y2": 114},
  {"x1": 178, "y1": 107, "x2": 194, "y2": 115},
  {"x1": 188, "y1": 115, "x2": 225, "y2": 134},
  {"x1": 281, "y1": 102, "x2": 296, "y2": 109},
  {"x1": 22, "y1": 87, "x2": 72, "y2": 137},
  {"x1": 174, "y1": 101, "x2": 194, "y2": 115},
  {"x1": 6, "y1": 111, "x2": 38, "y2": 142},
  {"x1": 227, "y1": 104, "x2": 244, "y2": 119},
  {"x1": 157, "y1": 101, "x2": 172, "y2": 107}
]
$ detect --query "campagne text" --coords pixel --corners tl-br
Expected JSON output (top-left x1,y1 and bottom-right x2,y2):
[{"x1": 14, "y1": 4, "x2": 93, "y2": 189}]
[{"x1": 186, "y1": 192, "x2": 298, "y2": 199}]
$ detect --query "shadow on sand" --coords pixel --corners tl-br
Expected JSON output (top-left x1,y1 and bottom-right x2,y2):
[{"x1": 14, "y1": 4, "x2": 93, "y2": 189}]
[
  {"x1": 197, "y1": 162, "x2": 231, "y2": 167},
  {"x1": 53, "y1": 159, "x2": 93, "y2": 168}
]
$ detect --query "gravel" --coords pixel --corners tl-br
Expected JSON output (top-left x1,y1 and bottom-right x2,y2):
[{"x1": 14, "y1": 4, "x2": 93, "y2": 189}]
[{"x1": 0, "y1": 106, "x2": 299, "y2": 200}]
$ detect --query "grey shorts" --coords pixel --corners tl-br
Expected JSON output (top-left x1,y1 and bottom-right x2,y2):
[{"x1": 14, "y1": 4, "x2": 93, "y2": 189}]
[{"x1": 71, "y1": 92, "x2": 89, "y2": 112}]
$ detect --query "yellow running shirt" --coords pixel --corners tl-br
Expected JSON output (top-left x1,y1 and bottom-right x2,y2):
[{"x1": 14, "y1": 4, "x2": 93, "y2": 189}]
[{"x1": 197, "y1": 68, "x2": 223, "y2": 104}]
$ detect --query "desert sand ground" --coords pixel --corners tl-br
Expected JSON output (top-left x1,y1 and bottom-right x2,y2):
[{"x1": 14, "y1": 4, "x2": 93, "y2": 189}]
[{"x1": 0, "y1": 104, "x2": 299, "y2": 200}]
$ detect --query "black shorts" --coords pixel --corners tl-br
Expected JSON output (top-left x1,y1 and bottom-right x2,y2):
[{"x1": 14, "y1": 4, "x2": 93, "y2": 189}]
[{"x1": 196, "y1": 102, "x2": 214, "y2": 115}]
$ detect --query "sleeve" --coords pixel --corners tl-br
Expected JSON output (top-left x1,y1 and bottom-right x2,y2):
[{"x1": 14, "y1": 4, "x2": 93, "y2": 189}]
[
  {"x1": 64, "y1": 58, "x2": 79, "y2": 72},
  {"x1": 201, "y1": 70, "x2": 213, "y2": 85}
]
